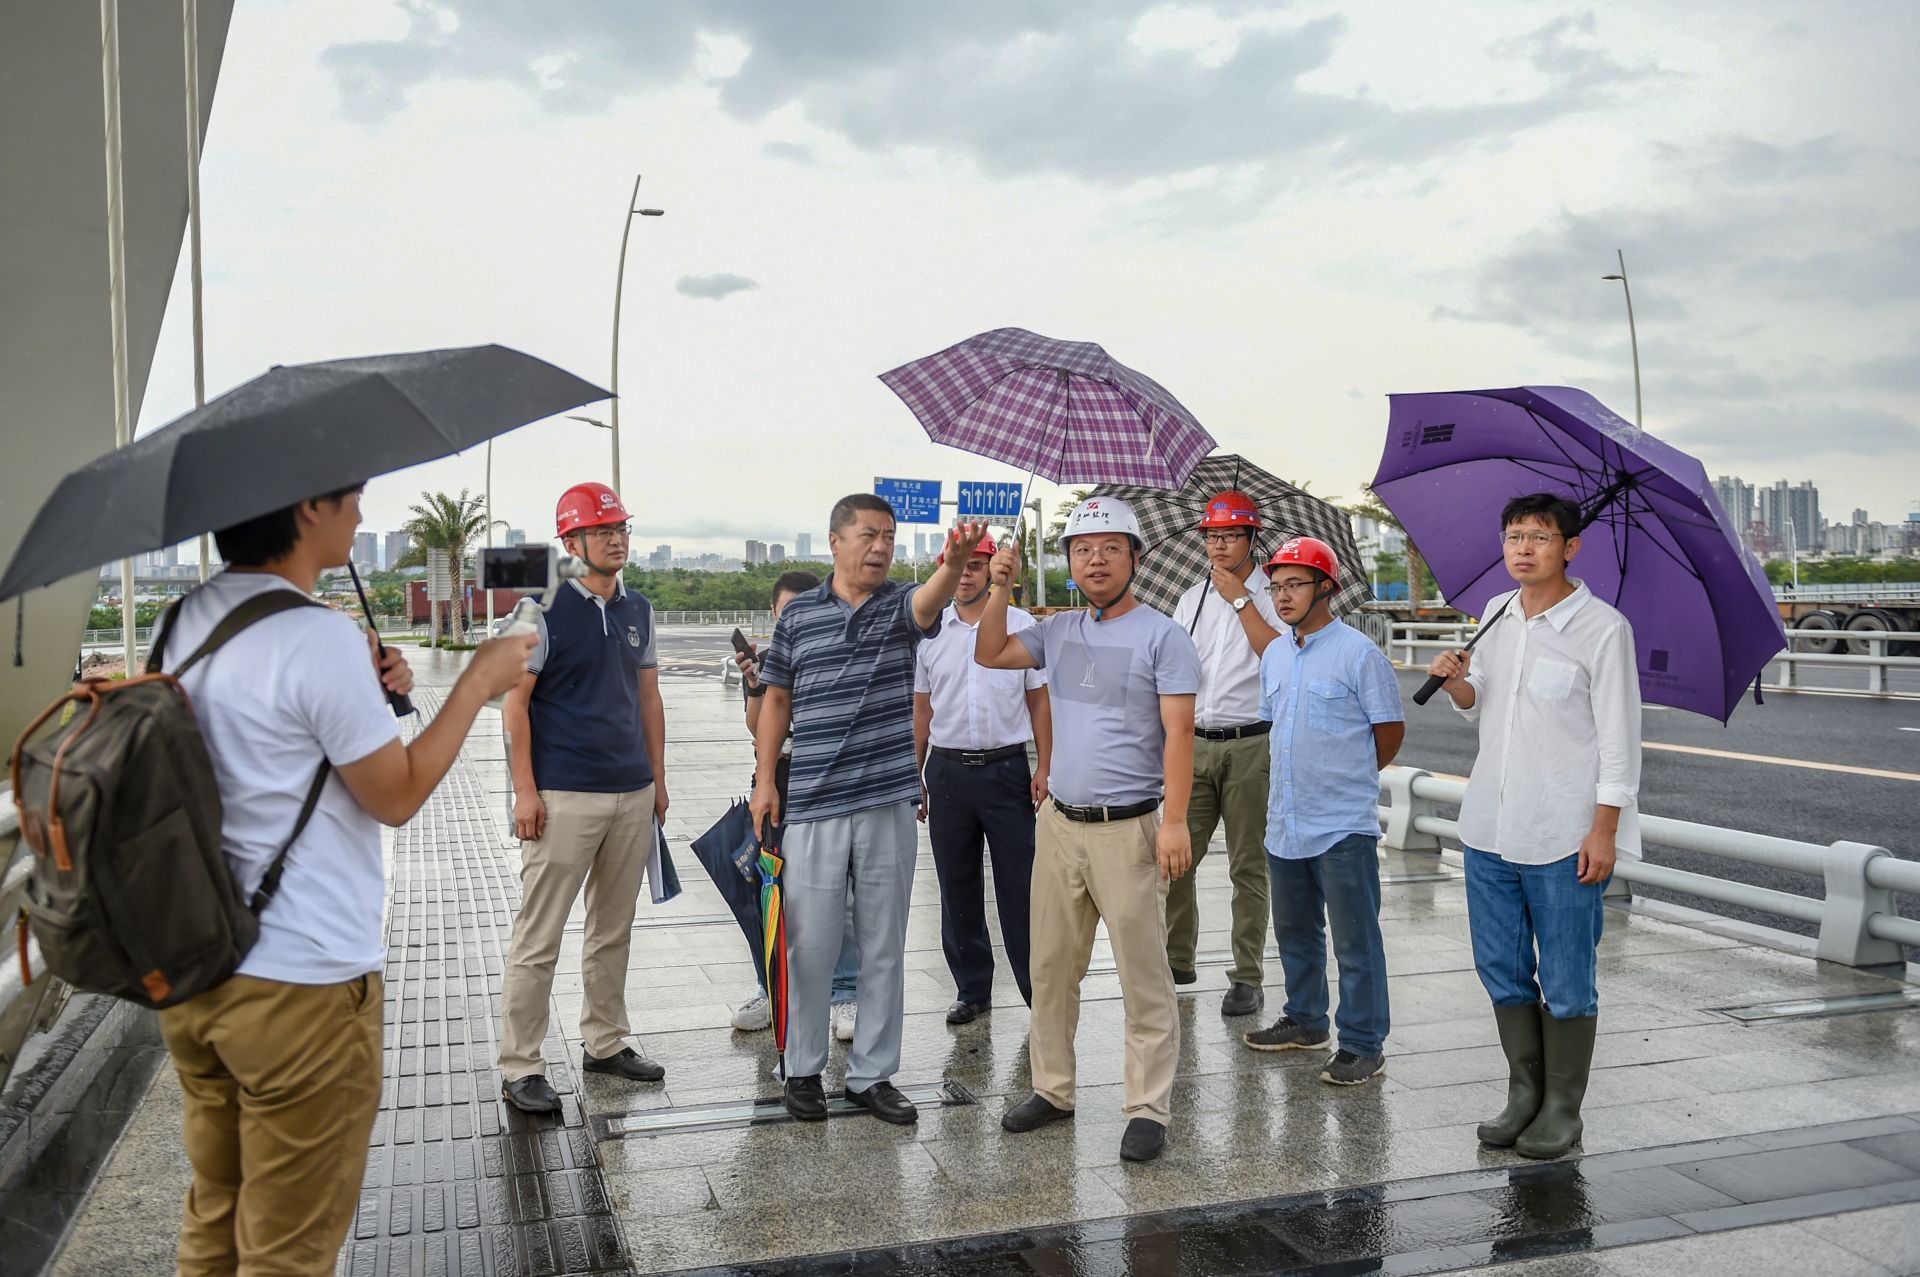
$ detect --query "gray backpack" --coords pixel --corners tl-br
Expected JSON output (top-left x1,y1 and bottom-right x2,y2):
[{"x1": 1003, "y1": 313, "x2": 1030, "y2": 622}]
[{"x1": 9, "y1": 592, "x2": 329, "y2": 1008}]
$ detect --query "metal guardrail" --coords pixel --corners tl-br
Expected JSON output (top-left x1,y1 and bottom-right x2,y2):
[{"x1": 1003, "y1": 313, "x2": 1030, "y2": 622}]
[
  {"x1": 1387, "y1": 623, "x2": 1920, "y2": 695},
  {"x1": 0, "y1": 791, "x2": 71, "y2": 1094},
  {"x1": 1379, "y1": 767, "x2": 1920, "y2": 966}
]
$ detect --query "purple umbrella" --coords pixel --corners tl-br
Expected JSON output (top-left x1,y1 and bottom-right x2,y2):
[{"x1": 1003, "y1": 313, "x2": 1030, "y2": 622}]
[
  {"x1": 1372, "y1": 386, "x2": 1785, "y2": 722},
  {"x1": 878, "y1": 327, "x2": 1215, "y2": 488}
]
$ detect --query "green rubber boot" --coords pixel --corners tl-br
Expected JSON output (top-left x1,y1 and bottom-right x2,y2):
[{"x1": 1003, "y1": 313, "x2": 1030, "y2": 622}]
[
  {"x1": 1515, "y1": 1013, "x2": 1597, "y2": 1160},
  {"x1": 1476, "y1": 1003, "x2": 1545, "y2": 1147}
]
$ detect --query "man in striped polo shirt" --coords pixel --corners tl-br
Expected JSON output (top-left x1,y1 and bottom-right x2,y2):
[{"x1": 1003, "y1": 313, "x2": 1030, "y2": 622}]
[{"x1": 750, "y1": 495, "x2": 987, "y2": 1124}]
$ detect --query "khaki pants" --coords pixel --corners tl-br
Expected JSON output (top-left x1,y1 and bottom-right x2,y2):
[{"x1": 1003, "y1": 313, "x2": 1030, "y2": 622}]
[
  {"x1": 1166, "y1": 732, "x2": 1271, "y2": 983},
  {"x1": 1029, "y1": 802, "x2": 1179, "y2": 1125},
  {"x1": 160, "y1": 972, "x2": 383, "y2": 1277},
  {"x1": 498, "y1": 785, "x2": 654, "y2": 1080}
]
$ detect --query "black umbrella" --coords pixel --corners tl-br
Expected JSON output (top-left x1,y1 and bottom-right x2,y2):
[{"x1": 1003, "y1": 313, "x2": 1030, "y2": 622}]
[
  {"x1": 0, "y1": 345, "x2": 607, "y2": 601},
  {"x1": 689, "y1": 798, "x2": 768, "y2": 990}
]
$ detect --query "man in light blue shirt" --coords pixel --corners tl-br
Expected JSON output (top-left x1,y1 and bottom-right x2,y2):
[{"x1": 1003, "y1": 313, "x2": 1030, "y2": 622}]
[{"x1": 1242, "y1": 537, "x2": 1405, "y2": 1086}]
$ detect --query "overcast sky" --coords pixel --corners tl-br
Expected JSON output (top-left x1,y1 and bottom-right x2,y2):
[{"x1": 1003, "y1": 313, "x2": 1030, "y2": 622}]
[{"x1": 138, "y1": 0, "x2": 1920, "y2": 556}]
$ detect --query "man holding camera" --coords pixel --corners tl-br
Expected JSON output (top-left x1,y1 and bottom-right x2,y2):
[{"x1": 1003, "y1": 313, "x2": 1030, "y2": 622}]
[{"x1": 498, "y1": 481, "x2": 670, "y2": 1112}]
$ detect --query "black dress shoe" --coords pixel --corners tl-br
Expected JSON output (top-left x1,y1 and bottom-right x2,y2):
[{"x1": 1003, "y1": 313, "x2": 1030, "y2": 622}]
[
  {"x1": 1170, "y1": 965, "x2": 1198, "y2": 986},
  {"x1": 1001, "y1": 1093, "x2": 1074, "y2": 1133},
  {"x1": 502, "y1": 1075, "x2": 561, "y2": 1113},
  {"x1": 846, "y1": 1080, "x2": 918, "y2": 1125},
  {"x1": 583, "y1": 1046, "x2": 666, "y2": 1082},
  {"x1": 946, "y1": 999, "x2": 991, "y2": 1025},
  {"x1": 1220, "y1": 981, "x2": 1264, "y2": 1018},
  {"x1": 784, "y1": 1074, "x2": 828, "y2": 1121},
  {"x1": 1120, "y1": 1117, "x2": 1167, "y2": 1162}
]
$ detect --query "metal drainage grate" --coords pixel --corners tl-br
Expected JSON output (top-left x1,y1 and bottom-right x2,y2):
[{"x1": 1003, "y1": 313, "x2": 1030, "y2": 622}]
[
  {"x1": 1711, "y1": 988, "x2": 1920, "y2": 1023},
  {"x1": 590, "y1": 1078, "x2": 976, "y2": 1140}
]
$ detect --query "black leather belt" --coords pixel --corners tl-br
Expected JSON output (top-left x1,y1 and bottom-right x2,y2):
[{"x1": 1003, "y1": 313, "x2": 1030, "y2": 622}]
[
  {"x1": 1052, "y1": 798, "x2": 1158, "y2": 823},
  {"x1": 930, "y1": 744, "x2": 1027, "y2": 766},
  {"x1": 1195, "y1": 721, "x2": 1272, "y2": 741}
]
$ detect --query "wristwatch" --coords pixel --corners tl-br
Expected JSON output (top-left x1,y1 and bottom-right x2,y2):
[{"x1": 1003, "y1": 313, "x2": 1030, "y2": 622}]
[{"x1": 1231, "y1": 595, "x2": 1251, "y2": 613}]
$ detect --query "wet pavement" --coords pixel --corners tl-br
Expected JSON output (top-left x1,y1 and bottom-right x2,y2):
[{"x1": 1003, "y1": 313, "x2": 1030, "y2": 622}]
[{"x1": 32, "y1": 641, "x2": 1920, "y2": 1274}]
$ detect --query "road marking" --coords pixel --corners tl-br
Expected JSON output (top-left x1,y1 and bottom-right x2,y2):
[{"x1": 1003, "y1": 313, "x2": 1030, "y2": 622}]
[
  {"x1": 1901, "y1": 728, "x2": 1920, "y2": 733},
  {"x1": 1643, "y1": 741, "x2": 1920, "y2": 783}
]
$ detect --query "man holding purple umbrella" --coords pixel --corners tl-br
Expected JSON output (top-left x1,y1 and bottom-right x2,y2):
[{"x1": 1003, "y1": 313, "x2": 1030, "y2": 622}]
[{"x1": 1427, "y1": 492, "x2": 1642, "y2": 1161}]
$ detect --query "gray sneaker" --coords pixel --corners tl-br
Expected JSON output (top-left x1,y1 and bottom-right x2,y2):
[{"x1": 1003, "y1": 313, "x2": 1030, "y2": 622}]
[
  {"x1": 1321, "y1": 1049, "x2": 1386, "y2": 1086},
  {"x1": 1243, "y1": 1015, "x2": 1332, "y2": 1053}
]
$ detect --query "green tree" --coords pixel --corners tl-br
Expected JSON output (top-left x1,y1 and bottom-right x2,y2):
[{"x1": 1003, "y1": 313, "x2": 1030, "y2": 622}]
[{"x1": 399, "y1": 489, "x2": 486, "y2": 645}]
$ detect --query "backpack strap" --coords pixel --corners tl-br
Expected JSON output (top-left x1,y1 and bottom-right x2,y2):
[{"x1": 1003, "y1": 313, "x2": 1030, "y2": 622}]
[
  {"x1": 162, "y1": 588, "x2": 334, "y2": 916},
  {"x1": 171, "y1": 590, "x2": 325, "y2": 677},
  {"x1": 144, "y1": 598, "x2": 186, "y2": 674},
  {"x1": 249, "y1": 760, "x2": 330, "y2": 915}
]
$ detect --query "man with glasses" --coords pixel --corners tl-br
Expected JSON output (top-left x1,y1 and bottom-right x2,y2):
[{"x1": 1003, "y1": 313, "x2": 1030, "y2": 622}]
[
  {"x1": 499, "y1": 481, "x2": 670, "y2": 1112},
  {"x1": 974, "y1": 497, "x2": 1200, "y2": 1163},
  {"x1": 1426, "y1": 492, "x2": 1640, "y2": 1159},
  {"x1": 1167, "y1": 490, "x2": 1285, "y2": 1018},
  {"x1": 1241, "y1": 537, "x2": 1404, "y2": 1086}
]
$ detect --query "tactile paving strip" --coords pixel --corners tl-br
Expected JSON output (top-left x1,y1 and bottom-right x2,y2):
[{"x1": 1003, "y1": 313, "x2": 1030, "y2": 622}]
[{"x1": 339, "y1": 690, "x2": 629, "y2": 1276}]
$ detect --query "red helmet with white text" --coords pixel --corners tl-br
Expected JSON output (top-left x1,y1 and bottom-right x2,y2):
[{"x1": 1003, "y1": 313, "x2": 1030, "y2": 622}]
[
  {"x1": 1267, "y1": 535, "x2": 1339, "y2": 584},
  {"x1": 1198, "y1": 490, "x2": 1261, "y2": 531},
  {"x1": 555, "y1": 482, "x2": 630, "y2": 536}
]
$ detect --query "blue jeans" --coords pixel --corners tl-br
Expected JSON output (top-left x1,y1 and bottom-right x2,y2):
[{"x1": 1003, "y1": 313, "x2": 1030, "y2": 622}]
[
  {"x1": 1269, "y1": 834, "x2": 1390, "y2": 1058},
  {"x1": 1464, "y1": 848, "x2": 1605, "y2": 1019}
]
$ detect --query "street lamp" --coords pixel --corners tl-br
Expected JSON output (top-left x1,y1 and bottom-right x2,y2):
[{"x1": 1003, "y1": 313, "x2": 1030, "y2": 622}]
[
  {"x1": 610, "y1": 175, "x2": 665, "y2": 495},
  {"x1": 1785, "y1": 517, "x2": 1800, "y2": 592},
  {"x1": 1600, "y1": 249, "x2": 1643, "y2": 430}
]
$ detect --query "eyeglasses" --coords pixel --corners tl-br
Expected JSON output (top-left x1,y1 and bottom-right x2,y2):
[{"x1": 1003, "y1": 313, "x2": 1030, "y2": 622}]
[
  {"x1": 1501, "y1": 531, "x2": 1564, "y2": 548},
  {"x1": 1202, "y1": 532, "x2": 1250, "y2": 546},
  {"x1": 1069, "y1": 542, "x2": 1129, "y2": 561},
  {"x1": 582, "y1": 524, "x2": 631, "y2": 541},
  {"x1": 1267, "y1": 579, "x2": 1319, "y2": 596}
]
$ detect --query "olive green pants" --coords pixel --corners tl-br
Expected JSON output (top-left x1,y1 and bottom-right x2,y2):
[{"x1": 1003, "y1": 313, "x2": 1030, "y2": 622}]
[{"x1": 1166, "y1": 732, "x2": 1271, "y2": 984}]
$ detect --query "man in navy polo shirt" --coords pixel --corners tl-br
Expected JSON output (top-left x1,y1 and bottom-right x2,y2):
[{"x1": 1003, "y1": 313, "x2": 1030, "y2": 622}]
[
  {"x1": 498, "y1": 481, "x2": 670, "y2": 1113},
  {"x1": 750, "y1": 495, "x2": 987, "y2": 1124}
]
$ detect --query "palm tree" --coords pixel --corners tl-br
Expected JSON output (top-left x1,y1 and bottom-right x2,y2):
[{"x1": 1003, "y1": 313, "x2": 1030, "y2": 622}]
[
  {"x1": 1046, "y1": 488, "x2": 1094, "y2": 552},
  {"x1": 1345, "y1": 487, "x2": 1431, "y2": 614},
  {"x1": 398, "y1": 489, "x2": 487, "y2": 645}
]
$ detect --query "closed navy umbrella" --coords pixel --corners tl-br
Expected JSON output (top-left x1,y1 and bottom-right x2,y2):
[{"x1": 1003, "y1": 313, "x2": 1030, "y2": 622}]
[{"x1": 0, "y1": 345, "x2": 606, "y2": 602}]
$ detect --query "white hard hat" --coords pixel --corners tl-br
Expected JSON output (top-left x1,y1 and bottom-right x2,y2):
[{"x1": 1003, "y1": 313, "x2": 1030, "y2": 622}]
[{"x1": 1061, "y1": 497, "x2": 1145, "y2": 553}]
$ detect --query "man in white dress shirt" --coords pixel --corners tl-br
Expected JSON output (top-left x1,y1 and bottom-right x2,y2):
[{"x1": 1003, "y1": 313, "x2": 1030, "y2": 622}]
[
  {"x1": 1167, "y1": 491, "x2": 1286, "y2": 1019},
  {"x1": 1428, "y1": 492, "x2": 1642, "y2": 1161},
  {"x1": 914, "y1": 533, "x2": 1052, "y2": 1022}
]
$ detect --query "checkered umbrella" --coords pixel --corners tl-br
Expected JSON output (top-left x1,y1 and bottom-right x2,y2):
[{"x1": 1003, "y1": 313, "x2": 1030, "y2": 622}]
[
  {"x1": 1092, "y1": 455, "x2": 1373, "y2": 618},
  {"x1": 878, "y1": 327, "x2": 1216, "y2": 488}
]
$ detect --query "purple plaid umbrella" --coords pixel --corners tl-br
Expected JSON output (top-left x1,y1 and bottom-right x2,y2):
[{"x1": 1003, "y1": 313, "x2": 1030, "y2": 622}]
[
  {"x1": 878, "y1": 327, "x2": 1215, "y2": 488},
  {"x1": 1372, "y1": 386, "x2": 1785, "y2": 722}
]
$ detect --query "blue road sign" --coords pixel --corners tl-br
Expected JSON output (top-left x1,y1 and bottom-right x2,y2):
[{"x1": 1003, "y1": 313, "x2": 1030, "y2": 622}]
[
  {"x1": 957, "y1": 480, "x2": 1024, "y2": 521},
  {"x1": 873, "y1": 477, "x2": 942, "y2": 524},
  {"x1": 1065, "y1": 577, "x2": 1080, "y2": 593}
]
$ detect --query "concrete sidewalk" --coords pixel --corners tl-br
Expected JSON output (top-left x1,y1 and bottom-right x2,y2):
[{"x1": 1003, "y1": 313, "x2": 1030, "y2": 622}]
[{"x1": 42, "y1": 653, "x2": 1920, "y2": 1275}]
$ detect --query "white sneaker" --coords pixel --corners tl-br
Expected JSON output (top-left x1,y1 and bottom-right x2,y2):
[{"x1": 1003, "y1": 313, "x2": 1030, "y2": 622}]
[
  {"x1": 831, "y1": 1000, "x2": 858, "y2": 1043},
  {"x1": 731, "y1": 992, "x2": 771, "y2": 1032}
]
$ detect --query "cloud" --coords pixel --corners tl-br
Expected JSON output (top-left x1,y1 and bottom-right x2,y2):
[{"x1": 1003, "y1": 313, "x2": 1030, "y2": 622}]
[
  {"x1": 759, "y1": 140, "x2": 815, "y2": 163},
  {"x1": 675, "y1": 272, "x2": 760, "y2": 300},
  {"x1": 1671, "y1": 404, "x2": 1920, "y2": 463},
  {"x1": 320, "y1": 4, "x2": 1656, "y2": 188}
]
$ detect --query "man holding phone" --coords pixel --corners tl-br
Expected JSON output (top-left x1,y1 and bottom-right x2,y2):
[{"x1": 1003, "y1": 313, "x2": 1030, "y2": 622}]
[{"x1": 497, "y1": 481, "x2": 670, "y2": 1113}]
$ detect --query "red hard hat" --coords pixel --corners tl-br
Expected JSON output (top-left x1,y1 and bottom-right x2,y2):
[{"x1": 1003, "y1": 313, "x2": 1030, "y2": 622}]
[
  {"x1": 936, "y1": 532, "x2": 998, "y2": 566},
  {"x1": 1267, "y1": 535, "x2": 1339, "y2": 583},
  {"x1": 555, "y1": 482, "x2": 630, "y2": 536},
  {"x1": 1198, "y1": 490, "x2": 1261, "y2": 530}
]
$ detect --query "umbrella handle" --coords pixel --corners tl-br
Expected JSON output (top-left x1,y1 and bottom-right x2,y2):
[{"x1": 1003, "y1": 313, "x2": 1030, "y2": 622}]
[{"x1": 1410, "y1": 597, "x2": 1514, "y2": 707}]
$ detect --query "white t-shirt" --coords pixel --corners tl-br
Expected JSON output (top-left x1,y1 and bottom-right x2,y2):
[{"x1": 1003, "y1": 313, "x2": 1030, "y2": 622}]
[{"x1": 161, "y1": 572, "x2": 400, "y2": 983}]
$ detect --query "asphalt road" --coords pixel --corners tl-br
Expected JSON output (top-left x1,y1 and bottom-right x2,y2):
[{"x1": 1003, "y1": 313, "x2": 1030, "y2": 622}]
[{"x1": 653, "y1": 625, "x2": 1920, "y2": 951}]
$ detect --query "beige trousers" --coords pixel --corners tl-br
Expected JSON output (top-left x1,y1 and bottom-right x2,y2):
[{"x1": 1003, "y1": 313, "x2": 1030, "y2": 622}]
[
  {"x1": 160, "y1": 973, "x2": 384, "y2": 1276},
  {"x1": 498, "y1": 785, "x2": 654, "y2": 1080},
  {"x1": 1028, "y1": 802, "x2": 1180, "y2": 1125}
]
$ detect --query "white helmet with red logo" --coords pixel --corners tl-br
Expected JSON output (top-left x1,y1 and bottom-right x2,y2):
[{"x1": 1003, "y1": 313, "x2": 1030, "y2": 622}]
[{"x1": 1060, "y1": 497, "x2": 1145, "y2": 554}]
